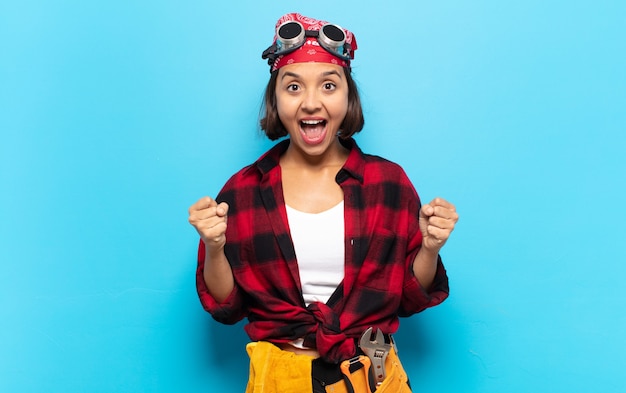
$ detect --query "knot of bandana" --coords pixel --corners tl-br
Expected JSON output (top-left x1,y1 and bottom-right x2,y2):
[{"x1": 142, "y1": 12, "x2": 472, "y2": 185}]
[{"x1": 265, "y1": 12, "x2": 358, "y2": 72}]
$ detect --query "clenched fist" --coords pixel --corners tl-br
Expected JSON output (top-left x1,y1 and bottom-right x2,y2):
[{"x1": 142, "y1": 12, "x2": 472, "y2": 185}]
[
  {"x1": 419, "y1": 197, "x2": 458, "y2": 252},
  {"x1": 188, "y1": 197, "x2": 230, "y2": 252}
]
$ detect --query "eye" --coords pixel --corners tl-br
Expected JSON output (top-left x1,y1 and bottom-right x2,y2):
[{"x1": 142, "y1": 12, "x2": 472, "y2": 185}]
[
  {"x1": 287, "y1": 84, "x2": 300, "y2": 92},
  {"x1": 323, "y1": 82, "x2": 336, "y2": 91}
]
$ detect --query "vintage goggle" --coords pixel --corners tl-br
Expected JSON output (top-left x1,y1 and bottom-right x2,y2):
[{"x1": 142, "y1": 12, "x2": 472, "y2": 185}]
[{"x1": 262, "y1": 20, "x2": 353, "y2": 64}]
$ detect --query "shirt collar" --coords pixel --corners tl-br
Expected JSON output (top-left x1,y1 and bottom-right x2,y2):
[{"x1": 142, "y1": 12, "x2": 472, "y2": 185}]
[
  {"x1": 255, "y1": 139, "x2": 289, "y2": 175},
  {"x1": 337, "y1": 138, "x2": 365, "y2": 184}
]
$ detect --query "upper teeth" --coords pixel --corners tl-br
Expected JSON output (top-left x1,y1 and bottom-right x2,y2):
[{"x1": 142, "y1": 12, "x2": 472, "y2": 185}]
[{"x1": 302, "y1": 120, "x2": 323, "y2": 125}]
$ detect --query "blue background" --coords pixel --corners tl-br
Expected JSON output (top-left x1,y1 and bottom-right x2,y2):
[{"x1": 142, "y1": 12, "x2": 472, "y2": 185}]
[{"x1": 1, "y1": 1, "x2": 625, "y2": 392}]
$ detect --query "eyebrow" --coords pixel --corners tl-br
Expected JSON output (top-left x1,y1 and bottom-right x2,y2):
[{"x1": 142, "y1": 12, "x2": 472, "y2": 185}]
[
  {"x1": 280, "y1": 70, "x2": 343, "y2": 80},
  {"x1": 322, "y1": 70, "x2": 342, "y2": 78},
  {"x1": 281, "y1": 71, "x2": 300, "y2": 80}
]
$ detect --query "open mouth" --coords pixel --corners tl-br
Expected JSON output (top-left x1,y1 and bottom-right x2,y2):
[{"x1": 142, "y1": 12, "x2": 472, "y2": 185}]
[{"x1": 299, "y1": 119, "x2": 327, "y2": 143}]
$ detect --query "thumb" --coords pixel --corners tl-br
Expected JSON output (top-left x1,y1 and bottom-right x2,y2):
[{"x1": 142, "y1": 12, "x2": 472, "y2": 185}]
[
  {"x1": 420, "y1": 203, "x2": 434, "y2": 219},
  {"x1": 216, "y1": 202, "x2": 229, "y2": 217}
]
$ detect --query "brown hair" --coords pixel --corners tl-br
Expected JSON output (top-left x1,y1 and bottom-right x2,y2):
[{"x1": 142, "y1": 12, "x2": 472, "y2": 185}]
[{"x1": 259, "y1": 67, "x2": 365, "y2": 141}]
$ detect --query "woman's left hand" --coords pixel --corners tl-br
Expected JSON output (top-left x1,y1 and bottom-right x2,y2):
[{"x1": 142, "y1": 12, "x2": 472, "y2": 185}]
[{"x1": 419, "y1": 197, "x2": 459, "y2": 252}]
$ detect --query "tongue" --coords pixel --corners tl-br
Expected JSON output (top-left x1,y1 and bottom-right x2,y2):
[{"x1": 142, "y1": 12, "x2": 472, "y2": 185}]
[{"x1": 301, "y1": 124, "x2": 325, "y2": 143}]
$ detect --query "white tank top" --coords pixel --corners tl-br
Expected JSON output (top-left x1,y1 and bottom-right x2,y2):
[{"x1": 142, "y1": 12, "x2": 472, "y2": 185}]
[{"x1": 286, "y1": 201, "x2": 345, "y2": 307}]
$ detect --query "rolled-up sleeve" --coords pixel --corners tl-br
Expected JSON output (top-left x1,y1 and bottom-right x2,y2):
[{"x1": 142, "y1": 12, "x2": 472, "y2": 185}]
[
  {"x1": 195, "y1": 240, "x2": 247, "y2": 324},
  {"x1": 399, "y1": 254, "x2": 449, "y2": 317}
]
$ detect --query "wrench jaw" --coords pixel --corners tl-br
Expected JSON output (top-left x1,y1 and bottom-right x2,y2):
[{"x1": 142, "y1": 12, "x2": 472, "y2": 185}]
[{"x1": 359, "y1": 327, "x2": 392, "y2": 385}]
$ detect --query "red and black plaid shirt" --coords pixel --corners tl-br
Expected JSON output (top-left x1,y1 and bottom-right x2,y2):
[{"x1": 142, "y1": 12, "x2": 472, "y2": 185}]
[{"x1": 196, "y1": 138, "x2": 449, "y2": 363}]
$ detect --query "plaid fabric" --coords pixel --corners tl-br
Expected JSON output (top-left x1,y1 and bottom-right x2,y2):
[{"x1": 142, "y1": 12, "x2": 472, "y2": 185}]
[{"x1": 196, "y1": 138, "x2": 449, "y2": 363}]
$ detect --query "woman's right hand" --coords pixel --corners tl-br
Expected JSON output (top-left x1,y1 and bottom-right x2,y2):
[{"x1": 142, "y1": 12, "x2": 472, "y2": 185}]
[
  {"x1": 188, "y1": 197, "x2": 234, "y2": 302},
  {"x1": 188, "y1": 197, "x2": 229, "y2": 252}
]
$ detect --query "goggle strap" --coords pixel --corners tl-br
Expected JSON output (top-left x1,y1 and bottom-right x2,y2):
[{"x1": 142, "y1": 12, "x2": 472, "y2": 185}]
[
  {"x1": 304, "y1": 30, "x2": 319, "y2": 38},
  {"x1": 261, "y1": 45, "x2": 277, "y2": 59}
]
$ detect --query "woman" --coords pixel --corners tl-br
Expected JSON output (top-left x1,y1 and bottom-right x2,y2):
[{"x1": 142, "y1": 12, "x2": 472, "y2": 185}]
[{"x1": 188, "y1": 12, "x2": 458, "y2": 393}]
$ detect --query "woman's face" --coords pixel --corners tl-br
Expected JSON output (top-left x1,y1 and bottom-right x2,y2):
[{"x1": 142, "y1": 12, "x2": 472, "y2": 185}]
[{"x1": 275, "y1": 62, "x2": 349, "y2": 159}]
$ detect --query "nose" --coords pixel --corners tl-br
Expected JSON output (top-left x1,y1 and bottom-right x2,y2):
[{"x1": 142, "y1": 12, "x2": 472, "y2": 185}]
[{"x1": 301, "y1": 88, "x2": 322, "y2": 112}]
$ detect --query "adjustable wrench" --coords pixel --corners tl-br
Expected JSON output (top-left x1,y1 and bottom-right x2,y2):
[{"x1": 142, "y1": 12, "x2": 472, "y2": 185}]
[{"x1": 359, "y1": 327, "x2": 392, "y2": 385}]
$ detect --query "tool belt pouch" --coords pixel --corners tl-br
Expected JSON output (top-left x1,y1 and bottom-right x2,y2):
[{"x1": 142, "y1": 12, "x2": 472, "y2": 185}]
[
  {"x1": 245, "y1": 341, "x2": 314, "y2": 393},
  {"x1": 322, "y1": 348, "x2": 411, "y2": 393}
]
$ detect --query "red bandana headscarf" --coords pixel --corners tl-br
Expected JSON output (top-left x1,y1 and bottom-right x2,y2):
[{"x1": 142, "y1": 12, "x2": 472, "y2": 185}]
[{"x1": 268, "y1": 13, "x2": 358, "y2": 72}]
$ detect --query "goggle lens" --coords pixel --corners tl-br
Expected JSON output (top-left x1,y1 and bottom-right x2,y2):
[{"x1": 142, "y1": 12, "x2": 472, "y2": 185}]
[
  {"x1": 319, "y1": 24, "x2": 346, "y2": 57},
  {"x1": 276, "y1": 21, "x2": 305, "y2": 51}
]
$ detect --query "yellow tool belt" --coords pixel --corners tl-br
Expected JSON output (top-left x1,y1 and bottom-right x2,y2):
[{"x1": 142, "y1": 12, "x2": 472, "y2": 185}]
[{"x1": 245, "y1": 341, "x2": 412, "y2": 393}]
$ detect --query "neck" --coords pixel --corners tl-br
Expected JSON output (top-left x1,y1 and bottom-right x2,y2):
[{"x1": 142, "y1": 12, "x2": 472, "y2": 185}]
[{"x1": 281, "y1": 138, "x2": 349, "y2": 169}]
